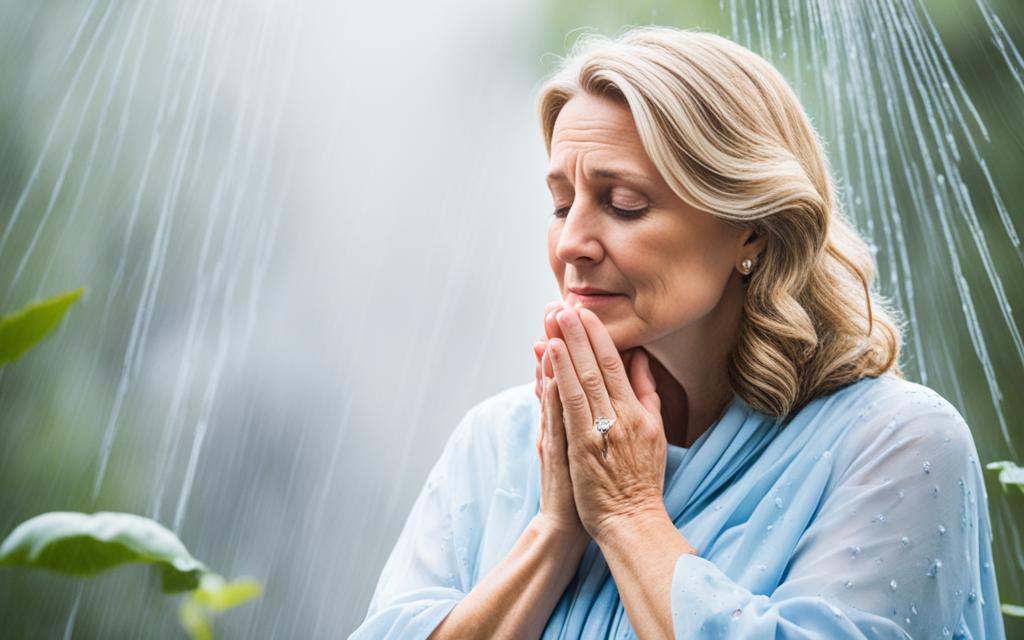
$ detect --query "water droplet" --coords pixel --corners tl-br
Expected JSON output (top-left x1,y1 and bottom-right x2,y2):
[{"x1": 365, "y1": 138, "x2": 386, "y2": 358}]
[
  {"x1": 731, "y1": 608, "x2": 742, "y2": 619},
  {"x1": 932, "y1": 486, "x2": 940, "y2": 498},
  {"x1": 938, "y1": 524, "x2": 946, "y2": 535},
  {"x1": 890, "y1": 579, "x2": 898, "y2": 591},
  {"x1": 984, "y1": 561, "x2": 991, "y2": 570},
  {"x1": 831, "y1": 606, "x2": 843, "y2": 618},
  {"x1": 873, "y1": 513, "x2": 887, "y2": 523},
  {"x1": 922, "y1": 461, "x2": 931, "y2": 474},
  {"x1": 936, "y1": 174, "x2": 946, "y2": 185},
  {"x1": 942, "y1": 626, "x2": 951, "y2": 638},
  {"x1": 943, "y1": 435, "x2": 951, "y2": 443},
  {"x1": 901, "y1": 536, "x2": 909, "y2": 547},
  {"x1": 926, "y1": 558, "x2": 943, "y2": 577},
  {"x1": 767, "y1": 525, "x2": 774, "y2": 533},
  {"x1": 756, "y1": 564, "x2": 767, "y2": 572},
  {"x1": 905, "y1": 617, "x2": 911, "y2": 625},
  {"x1": 911, "y1": 604, "x2": 918, "y2": 615},
  {"x1": 968, "y1": 590, "x2": 977, "y2": 603},
  {"x1": 898, "y1": 490, "x2": 905, "y2": 500},
  {"x1": 774, "y1": 497, "x2": 783, "y2": 509},
  {"x1": 850, "y1": 545, "x2": 862, "y2": 558},
  {"x1": 844, "y1": 580, "x2": 854, "y2": 589}
]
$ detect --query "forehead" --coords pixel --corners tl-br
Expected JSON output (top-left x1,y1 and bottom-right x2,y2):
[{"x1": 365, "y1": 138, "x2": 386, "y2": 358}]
[
  {"x1": 550, "y1": 93, "x2": 644, "y2": 153},
  {"x1": 548, "y1": 93, "x2": 657, "y2": 186}
]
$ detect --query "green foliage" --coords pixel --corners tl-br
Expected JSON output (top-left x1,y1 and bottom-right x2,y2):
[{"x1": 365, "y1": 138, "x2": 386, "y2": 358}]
[
  {"x1": 0, "y1": 511, "x2": 261, "y2": 638},
  {"x1": 0, "y1": 287, "x2": 83, "y2": 366},
  {"x1": 0, "y1": 511, "x2": 207, "y2": 592},
  {"x1": 1002, "y1": 604, "x2": 1024, "y2": 617},
  {"x1": 986, "y1": 461, "x2": 1024, "y2": 494},
  {"x1": 179, "y1": 573, "x2": 263, "y2": 640}
]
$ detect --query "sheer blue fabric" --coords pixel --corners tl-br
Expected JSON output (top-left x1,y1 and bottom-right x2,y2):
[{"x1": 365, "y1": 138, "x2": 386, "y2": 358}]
[{"x1": 349, "y1": 373, "x2": 1005, "y2": 639}]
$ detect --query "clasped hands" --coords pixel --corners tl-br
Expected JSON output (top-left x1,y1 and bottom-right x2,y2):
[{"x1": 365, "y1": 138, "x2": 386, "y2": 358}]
[{"x1": 530, "y1": 301, "x2": 670, "y2": 547}]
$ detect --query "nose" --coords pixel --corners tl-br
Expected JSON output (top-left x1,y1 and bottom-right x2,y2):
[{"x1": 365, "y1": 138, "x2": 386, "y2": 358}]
[{"x1": 554, "y1": 197, "x2": 605, "y2": 265}]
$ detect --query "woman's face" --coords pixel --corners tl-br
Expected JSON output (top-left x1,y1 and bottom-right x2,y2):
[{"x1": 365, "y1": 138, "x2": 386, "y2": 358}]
[{"x1": 546, "y1": 92, "x2": 755, "y2": 353}]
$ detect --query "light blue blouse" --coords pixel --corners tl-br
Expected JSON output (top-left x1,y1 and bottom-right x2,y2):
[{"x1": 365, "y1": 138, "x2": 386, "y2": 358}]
[{"x1": 349, "y1": 373, "x2": 1005, "y2": 639}]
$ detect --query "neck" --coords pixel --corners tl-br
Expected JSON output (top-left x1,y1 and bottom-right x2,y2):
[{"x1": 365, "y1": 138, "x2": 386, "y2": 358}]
[{"x1": 642, "y1": 276, "x2": 745, "y2": 448}]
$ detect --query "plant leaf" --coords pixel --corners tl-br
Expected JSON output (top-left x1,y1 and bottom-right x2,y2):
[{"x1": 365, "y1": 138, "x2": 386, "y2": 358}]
[
  {"x1": 1001, "y1": 603, "x2": 1024, "y2": 617},
  {"x1": 179, "y1": 600, "x2": 214, "y2": 640},
  {"x1": 191, "y1": 573, "x2": 262, "y2": 611},
  {"x1": 985, "y1": 461, "x2": 1024, "y2": 494},
  {"x1": 0, "y1": 511, "x2": 206, "y2": 592},
  {"x1": 178, "y1": 573, "x2": 262, "y2": 640},
  {"x1": 0, "y1": 287, "x2": 83, "y2": 366}
]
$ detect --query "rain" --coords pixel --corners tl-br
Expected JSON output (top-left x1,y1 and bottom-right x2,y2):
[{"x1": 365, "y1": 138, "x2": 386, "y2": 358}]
[{"x1": 0, "y1": 0, "x2": 1021, "y2": 637}]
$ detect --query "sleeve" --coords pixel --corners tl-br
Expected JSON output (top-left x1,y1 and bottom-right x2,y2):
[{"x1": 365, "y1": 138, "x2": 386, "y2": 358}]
[
  {"x1": 669, "y1": 388, "x2": 1006, "y2": 639},
  {"x1": 348, "y1": 403, "x2": 495, "y2": 640}
]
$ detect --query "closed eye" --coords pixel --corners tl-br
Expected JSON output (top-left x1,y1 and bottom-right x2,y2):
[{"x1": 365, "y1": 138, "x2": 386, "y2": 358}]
[{"x1": 552, "y1": 202, "x2": 649, "y2": 220}]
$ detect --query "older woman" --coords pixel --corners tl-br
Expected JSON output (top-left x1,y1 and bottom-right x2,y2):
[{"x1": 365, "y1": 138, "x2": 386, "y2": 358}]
[{"x1": 350, "y1": 27, "x2": 1004, "y2": 639}]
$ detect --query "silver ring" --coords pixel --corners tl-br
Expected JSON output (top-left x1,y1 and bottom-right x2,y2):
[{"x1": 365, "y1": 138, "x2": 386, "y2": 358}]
[
  {"x1": 594, "y1": 416, "x2": 616, "y2": 434},
  {"x1": 594, "y1": 416, "x2": 615, "y2": 459}
]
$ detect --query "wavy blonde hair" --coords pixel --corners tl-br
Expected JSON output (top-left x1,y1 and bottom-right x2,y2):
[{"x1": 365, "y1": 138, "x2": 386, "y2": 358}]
[{"x1": 537, "y1": 26, "x2": 904, "y2": 419}]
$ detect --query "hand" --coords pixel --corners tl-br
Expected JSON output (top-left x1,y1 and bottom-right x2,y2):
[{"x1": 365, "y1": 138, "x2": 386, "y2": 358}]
[
  {"x1": 547, "y1": 304, "x2": 667, "y2": 543},
  {"x1": 534, "y1": 302, "x2": 638, "y2": 401}
]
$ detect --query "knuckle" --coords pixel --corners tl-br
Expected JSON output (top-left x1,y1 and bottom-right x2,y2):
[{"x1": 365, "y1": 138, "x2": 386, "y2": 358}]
[
  {"x1": 563, "y1": 391, "x2": 589, "y2": 413},
  {"x1": 597, "y1": 353, "x2": 622, "y2": 372},
  {"x1": 579, "y1": 369, "x2": 605, "y2": 392}
]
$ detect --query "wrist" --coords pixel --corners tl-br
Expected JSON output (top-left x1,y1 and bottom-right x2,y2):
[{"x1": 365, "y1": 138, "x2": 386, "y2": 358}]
[
  {"x1": 530, "y1": 514, "x2": 591, "y2": 554},
  {"x1": 591, "y1": 504, "x2": 686, "y2": 551}
]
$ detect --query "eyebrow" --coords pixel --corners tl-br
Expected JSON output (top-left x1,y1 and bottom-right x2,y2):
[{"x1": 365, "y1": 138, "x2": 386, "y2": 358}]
[{"x1": 545, "y1": 168, "x2": 654, "y2": 187}]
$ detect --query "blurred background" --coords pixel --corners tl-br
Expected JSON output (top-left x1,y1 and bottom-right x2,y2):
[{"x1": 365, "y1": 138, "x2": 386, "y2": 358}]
[{"x1": 0, "y1": 0, "x2": 1021, "y2": 636}]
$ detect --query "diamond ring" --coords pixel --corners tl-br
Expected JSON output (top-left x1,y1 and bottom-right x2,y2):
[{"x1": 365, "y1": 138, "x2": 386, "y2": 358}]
[
  {"x1": 594, "y1": 416, "x2": 616, "y2": 434},
  {"x1": 594, "y1": 416, "x2": 616, "y2": 459}
]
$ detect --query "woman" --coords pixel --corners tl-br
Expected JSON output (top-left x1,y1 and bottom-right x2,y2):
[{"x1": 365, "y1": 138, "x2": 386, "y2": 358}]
[{"x1": 349, "y1": 27, "x2": 1004, "y2": 639}]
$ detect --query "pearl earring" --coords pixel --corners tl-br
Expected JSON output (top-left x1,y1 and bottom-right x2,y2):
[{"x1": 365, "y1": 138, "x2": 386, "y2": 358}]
[{"x1": 739, "y1": 258, "x2": 754, "y2": 274}]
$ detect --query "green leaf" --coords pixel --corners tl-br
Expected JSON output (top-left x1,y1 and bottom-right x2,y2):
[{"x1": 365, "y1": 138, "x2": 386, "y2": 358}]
[
  {"x1": 179, "y1": 573, "x2": 262, "y2": 640},
  {"x1": 1001, "y1": 603, "x2": 1024, "y2": 617},
  {"x1": 0, "y1": 511, "x2": 206, "y2": 592},
  {"x1": 0, "y1": 287, "x2": 84, "y2": 366},
  {"x1": 191, "y1": 573, "x2": 262, "y2": 611},
  {"x1": 985, "y1": 461, "x2": 1024, "y2": 494}
]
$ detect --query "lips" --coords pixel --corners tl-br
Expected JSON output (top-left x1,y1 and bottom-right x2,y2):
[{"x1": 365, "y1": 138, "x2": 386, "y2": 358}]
[{"x1": 568, "y1": 286, "x2": 619, "y2": 295}]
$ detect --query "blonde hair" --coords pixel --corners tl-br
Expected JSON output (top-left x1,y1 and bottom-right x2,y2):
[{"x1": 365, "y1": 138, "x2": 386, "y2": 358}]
[{"x1": 537, "y1": 26, "x2": 904, "y2": 419}]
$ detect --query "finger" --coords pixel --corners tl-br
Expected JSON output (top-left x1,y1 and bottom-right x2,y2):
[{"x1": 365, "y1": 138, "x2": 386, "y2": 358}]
[
  {"x1": 576, "y1": 306, "x2": 638, "y2": 405},
  {"x1": 534, "y1": 341, "x2": 545, "y2": 400},
  {"x1": 544, "y1": 301, "x2": 564, "y2": 341},
  {"x1": 548, "y1": 337, "x2": 593, "y2": 442},
  {"x1": 544, "y1": 372, "x2": 567, "y2": 450},
  {"x1": 544, "y1": 309, "x2": 569, "y2": 346},
  {"x1": 629, "y1": 348, "x2": 661, "y2": 416},
  {"x1": 554, "y1": 306, "x2": 615, "y2": 423},
  {"x1": 537, "y1": 373, "x2": 548, "y2": 454}
]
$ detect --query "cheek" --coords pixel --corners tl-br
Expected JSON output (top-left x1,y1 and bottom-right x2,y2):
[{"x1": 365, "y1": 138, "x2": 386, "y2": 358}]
[{"x1": 634, "y1": 235, "x2": 733, "y2": 321}]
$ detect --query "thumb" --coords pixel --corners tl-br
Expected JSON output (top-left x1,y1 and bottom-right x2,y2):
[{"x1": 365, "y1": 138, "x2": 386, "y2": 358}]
[{"x1": 629, "y1": 349, "x2": 661, "y2": 416}]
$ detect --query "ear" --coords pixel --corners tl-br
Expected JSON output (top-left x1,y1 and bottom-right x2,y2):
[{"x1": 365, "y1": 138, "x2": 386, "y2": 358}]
[{"x1": 738, "y1": 226, "x2": 767, "y2": 257}]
